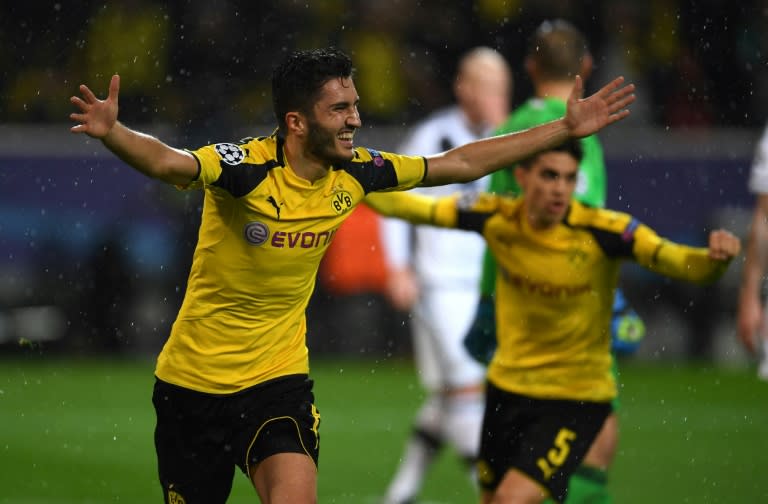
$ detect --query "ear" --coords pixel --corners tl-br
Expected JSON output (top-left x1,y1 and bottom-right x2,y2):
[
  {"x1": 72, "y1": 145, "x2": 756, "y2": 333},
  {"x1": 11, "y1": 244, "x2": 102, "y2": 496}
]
[{"x1": 285, "y1": 111, "x2": 306, "y2": 136}]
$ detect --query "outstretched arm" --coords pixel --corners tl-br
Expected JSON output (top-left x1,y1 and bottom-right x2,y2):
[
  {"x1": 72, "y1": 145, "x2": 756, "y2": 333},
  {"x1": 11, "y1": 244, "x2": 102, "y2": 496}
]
[
  {"x1": 422, "y1": 76, "x2": 635, "y2": 186},
  {"x1": 636, "y1": 227, "x2": 741, "y2": 285},
  {"x1": 737, "y1": 195, "x2": 768, "y2": 353},
  {"x1": 364, "y1": 191, "x2": 455, "y2": 227},
  {"x1": 70, "y1": 75, "x2": 198, "y2": 185}
]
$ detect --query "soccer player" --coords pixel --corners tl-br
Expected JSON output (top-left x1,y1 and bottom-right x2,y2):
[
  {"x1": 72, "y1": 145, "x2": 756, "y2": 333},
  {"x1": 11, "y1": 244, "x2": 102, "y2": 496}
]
[
  {"x1": 465, "y1": 19, "x2": 641, "y2": 503},
  {"x1": 737, "y1": 123, "x2": 768, "y2": 380},
  {"x1": 378, "y1": 47, "x2": 512, "y2": 504},
  {"x1": 365, "y1": 139, "x2": 741, "y2": 504},
  {"x1": 69, "y1": 47, "x2": 634, "y2": 503}
]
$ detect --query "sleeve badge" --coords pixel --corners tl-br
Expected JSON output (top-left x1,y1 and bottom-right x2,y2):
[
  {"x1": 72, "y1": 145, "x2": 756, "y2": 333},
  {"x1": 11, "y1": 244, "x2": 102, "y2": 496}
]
[{"x1": 214, "y1": 143, "x2": 246, "y2": 165}]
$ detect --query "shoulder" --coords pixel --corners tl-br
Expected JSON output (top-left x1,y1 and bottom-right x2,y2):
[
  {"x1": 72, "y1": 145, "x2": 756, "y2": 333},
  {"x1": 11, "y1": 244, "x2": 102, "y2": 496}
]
[
  {"x1": 415, "y1": 106, "x2": 463, "y2": 131},
  {"x1": 568, "y1": 202, "x2": 633, "y2": 232},
  {"x1": 568, "y1": 202, "x2": 643, "y2": 257},
  {"x1": 337, "y1": 147, "x2": 425, "y2": 192},
  {"x1": 193, "y1": 135, "x2": 278, "y2": 164},
  {"x1": 400, "y1": 106, "x2": 466, "y2": 154},
  {"x1": 190, "y1": 135, "x2": 281, "y2": 197}
]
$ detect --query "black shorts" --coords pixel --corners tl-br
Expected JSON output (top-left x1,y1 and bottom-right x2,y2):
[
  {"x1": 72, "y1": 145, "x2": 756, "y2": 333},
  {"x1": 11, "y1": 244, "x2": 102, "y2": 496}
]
[
  {"x1": 152, "y1": 374, "x2": 320, "y2": 504},
  {"x1": 478, "y1": 381, "x2": 611, "y2": 503}
]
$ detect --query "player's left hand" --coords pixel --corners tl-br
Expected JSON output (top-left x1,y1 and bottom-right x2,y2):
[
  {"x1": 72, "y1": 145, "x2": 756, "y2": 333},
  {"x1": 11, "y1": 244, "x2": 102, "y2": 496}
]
[
  {"x1": 707, "y1": 229, "x2": 741, "y2": 261},
  {"x1": 565, "y1": 76, "x2": 635, "y2": 138}
]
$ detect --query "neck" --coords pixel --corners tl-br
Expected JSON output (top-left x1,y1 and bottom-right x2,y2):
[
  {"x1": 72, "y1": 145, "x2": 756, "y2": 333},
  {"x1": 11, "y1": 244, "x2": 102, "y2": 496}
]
[
  {"x1": 283, "y1": 136, "x2": 330, "y2": 183},
  {"x1": 535, "y1": 81, "x2": 575, "y2": 102},
  {"x1": 523, "y1": 204, "x2": 558, "y2": 231}
]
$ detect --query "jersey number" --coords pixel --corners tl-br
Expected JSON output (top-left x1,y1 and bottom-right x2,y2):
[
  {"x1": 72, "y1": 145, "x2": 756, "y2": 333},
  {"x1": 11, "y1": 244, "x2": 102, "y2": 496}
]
[{"x1": 536, "y1": 428, "x2": 577, "y2": 480}]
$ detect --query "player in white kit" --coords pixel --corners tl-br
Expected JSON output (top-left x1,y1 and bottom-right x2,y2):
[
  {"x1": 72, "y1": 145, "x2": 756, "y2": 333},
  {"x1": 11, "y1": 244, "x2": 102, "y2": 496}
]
[
  {"x1": 377, "y1": 47, "x2": 512, "y2": 504},
  {"x1": 737, "y1": 124, "x2": 768, "y2": 380}
]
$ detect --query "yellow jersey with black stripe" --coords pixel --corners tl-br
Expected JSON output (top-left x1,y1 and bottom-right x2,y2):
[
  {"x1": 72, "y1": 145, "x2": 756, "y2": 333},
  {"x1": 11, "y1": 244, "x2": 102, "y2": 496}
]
[
  {"x1": 365, "y1": 191, "x2": 731, "y2": 402},
  {"x1": 156, "y1": 134, "x2": 426, "y2": 393}
]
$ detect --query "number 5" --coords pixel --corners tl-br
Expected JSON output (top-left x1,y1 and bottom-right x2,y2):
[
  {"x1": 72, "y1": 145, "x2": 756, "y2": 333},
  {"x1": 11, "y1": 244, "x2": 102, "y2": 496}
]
[{"x1": 536, "y1": 428, "x2": 577, "y2": 480}]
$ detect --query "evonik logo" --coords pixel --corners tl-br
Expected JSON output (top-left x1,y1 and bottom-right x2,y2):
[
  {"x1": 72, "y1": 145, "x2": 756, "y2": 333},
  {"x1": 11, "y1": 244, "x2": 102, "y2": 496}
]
[
  {"x1": 243, "y1": 221, "x2": 339, "y2": 249},
  {"x1": 271, "y1": 228, "x2": 338, "y2": 249},
  {"x1": 501, "y1": 268, "x2": 591, "y2": 298}
]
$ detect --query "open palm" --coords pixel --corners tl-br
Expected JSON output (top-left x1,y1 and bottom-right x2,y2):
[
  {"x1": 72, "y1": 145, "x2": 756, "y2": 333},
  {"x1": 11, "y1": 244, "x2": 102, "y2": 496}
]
[
  {"x1": 565, "y1": 76, "x2": 635, "y2": 138},
  {"x1": 70, "y1": 75, "x2": 120, "y2": 138}
]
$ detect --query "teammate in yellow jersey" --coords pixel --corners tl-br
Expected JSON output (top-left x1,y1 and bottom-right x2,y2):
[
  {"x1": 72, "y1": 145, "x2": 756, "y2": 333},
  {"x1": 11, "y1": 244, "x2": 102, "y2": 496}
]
[
  {"x1": 70, "y1": 46, "x2": 634, "y2": 504},
  {"x1": 366, "y1": 139, "x2": 740, "y2": 504}
]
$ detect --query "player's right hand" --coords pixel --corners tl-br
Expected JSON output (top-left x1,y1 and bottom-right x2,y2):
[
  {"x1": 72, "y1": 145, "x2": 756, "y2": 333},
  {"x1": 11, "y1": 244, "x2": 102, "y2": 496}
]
[
  {"x1": 69, "y1": 74, "x2": 120, "y2": 138},
  {"x1": 707, "y1": 229, "x2": 741, "y2": 261}
]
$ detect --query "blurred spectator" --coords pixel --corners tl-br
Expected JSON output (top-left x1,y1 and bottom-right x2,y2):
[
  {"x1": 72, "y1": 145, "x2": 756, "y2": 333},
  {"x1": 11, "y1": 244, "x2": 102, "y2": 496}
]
[
  {"x1": 4, "y1": 2, "x2": 90, "y2": 121},
  {"x1": 339, "y1": 2, "x2": 412, "y2": 123},
  {"x1": 83, "y1": 1, "x2": 171, "y2": 124},
  {"x1": 2, "y1": 2, "x2": 767, "y2": 127}
]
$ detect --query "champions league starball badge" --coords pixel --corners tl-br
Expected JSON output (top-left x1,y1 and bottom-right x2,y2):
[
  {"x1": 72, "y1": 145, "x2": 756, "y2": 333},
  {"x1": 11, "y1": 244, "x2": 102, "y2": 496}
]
[{"x1": 215, "y1": 143, "x2": 246, "y2": 165}]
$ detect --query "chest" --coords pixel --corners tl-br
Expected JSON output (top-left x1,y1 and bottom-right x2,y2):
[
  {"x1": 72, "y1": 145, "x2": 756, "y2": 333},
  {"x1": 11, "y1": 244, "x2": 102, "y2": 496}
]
[{"x1": 485, "y1": 216, "x2": 609, "y2": 286}]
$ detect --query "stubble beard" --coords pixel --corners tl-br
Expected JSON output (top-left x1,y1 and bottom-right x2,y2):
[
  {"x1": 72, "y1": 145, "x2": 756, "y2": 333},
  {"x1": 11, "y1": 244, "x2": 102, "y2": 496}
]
[{"x1": 306, "y1": 119, "x2": 349, "y2": 165}]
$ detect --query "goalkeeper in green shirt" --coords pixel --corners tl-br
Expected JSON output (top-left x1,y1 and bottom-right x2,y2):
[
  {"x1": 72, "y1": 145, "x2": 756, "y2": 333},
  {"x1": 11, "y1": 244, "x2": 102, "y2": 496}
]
[{"x1": 465, "y1": 19, "x2": 645, "y2": 504}]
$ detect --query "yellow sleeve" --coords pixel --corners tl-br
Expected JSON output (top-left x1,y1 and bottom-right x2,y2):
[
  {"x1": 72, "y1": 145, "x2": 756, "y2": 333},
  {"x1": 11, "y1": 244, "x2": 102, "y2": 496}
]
[
  {"x1": 633, "y1": 225, "x2": 731, "y2": 285},
  {"x1": 364, "y1": 191, "x2": 458, "y2": 228},
  {"x1": 176, "y1": 145, "x2": 226, "y2": 190}
]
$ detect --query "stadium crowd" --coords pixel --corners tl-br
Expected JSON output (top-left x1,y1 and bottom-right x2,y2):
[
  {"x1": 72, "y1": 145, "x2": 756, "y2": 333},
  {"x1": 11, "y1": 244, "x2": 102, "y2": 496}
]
[{"x1": 3, "y1": 0, "x2": 768, "y2": 132}]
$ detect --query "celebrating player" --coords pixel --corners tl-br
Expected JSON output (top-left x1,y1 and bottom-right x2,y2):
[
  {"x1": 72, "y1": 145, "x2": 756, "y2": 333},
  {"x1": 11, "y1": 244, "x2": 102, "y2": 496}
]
[
  {"x1": 366, "y1": 139, "x2": 740, "y2": 504},
  {"x1": 70, "y1": 47, "x2": 633, "y2": 503},
  {"x1": 465, "y1": 20, "x2": 643, "y2": 503}
]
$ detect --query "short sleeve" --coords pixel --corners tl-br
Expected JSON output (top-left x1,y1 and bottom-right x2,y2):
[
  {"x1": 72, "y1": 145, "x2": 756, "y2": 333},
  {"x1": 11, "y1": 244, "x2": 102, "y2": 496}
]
[
  {"x1": 177, "y1": 144, "x2": 231, "y2": 190},
  {"x1": 381, "y1": 151, "x2": 427, "y2": 191}
]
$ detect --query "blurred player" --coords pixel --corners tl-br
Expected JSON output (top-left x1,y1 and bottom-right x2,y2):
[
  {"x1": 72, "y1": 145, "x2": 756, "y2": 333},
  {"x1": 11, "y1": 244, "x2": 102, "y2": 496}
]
[
  {"x1": 465, "y1": 19, "x2": 643, "y2": 503},
  {"x1": 378, "y1": 47, "x2": 512, "y2": 504},
  {"x1": 737, "y1": 124, "x2": 768, "y2": 380},
  {"x1": 366, "y1": 139, "x2": 741, "y2": 503},
  {"x1": 70, "y1": 46, "x2": 633, "y2": 503}
]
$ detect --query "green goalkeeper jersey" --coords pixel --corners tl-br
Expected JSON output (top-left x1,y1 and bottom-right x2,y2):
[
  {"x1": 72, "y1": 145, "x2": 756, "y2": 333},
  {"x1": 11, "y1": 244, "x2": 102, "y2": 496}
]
[{"x1": 480, "y1": 97, "x2": 606, "y2": 295}]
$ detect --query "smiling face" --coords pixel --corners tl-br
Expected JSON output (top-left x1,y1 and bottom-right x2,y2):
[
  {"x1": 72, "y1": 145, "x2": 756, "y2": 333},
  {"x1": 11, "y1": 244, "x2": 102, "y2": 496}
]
[
  {"x1": 304, "y1": 76, "x2": 362, "y2": 164},
  {"x1": 515, "y1": 150, "x2": 579, "y2": 229}
]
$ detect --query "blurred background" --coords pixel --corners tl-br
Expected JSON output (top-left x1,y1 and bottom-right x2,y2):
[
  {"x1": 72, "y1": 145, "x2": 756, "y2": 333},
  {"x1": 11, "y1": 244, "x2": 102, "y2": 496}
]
[{"x1": 1, "y1": 0, "x2": 766, "y2": 366}]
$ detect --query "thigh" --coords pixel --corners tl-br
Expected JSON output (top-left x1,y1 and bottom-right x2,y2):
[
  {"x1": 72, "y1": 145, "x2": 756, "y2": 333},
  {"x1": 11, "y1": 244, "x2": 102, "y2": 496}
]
[
  {"x1": 250, "y1": 452, "x2": 317, "y2": 504},
  {"x1": 478, "y1": 383, "x2": 611, "y2": 503},
  {"x1": 152, "y1": 379, "x2": 235, "y2": 504},
  {"x1": 230, "y1": 375, "x2": 321, "y2": 477},
  {"x1": 413, "y1": 288, "x2": 485, "y2": 389}
]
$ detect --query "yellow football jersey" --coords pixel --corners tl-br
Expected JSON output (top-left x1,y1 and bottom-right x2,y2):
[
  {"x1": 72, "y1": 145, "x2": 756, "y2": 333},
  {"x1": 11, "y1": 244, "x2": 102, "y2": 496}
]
[
  {"x1": 155, "y1": 134, "x2": 426, "y2": 393},
  {"x1": 366, "y1": 191, "x2": 730, "y2": 402}
]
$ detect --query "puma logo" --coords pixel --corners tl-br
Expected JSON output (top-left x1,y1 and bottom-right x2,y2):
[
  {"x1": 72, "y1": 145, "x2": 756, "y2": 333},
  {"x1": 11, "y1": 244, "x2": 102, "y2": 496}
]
[{"x1": 267, "y1": 196, "x2": 284, "y2": 220}]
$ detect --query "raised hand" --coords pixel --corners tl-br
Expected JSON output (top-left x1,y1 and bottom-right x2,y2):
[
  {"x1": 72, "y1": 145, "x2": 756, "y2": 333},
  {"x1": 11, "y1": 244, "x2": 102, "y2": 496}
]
[
  {"x1": 565, "y1": 76, "x2": 635, "y2": 138},
  {"x1": 70, "y1": 75, "x2": 120, "y2": 138},
  {"x1": 708, "y1": 229, "x2": 741, "y2": 261}
]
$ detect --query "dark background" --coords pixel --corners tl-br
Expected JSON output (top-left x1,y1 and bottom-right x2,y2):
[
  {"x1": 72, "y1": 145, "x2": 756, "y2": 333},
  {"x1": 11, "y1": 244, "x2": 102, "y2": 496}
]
[{"x1": 1, "y1": 1, "x2": 765, "y2": 364}]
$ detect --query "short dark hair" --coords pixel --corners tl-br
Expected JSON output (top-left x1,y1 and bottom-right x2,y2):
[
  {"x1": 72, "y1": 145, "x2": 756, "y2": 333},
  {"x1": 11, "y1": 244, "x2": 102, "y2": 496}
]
[
  {"x1": 528, "y1": 19, "x2": 589, "y2": 80},
  {"x1": 271, "y1": 47, "x2": 354, "y2": 135},
  {"x1": 518, "y1": 138, "x2": 584, "y2": 169}
]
